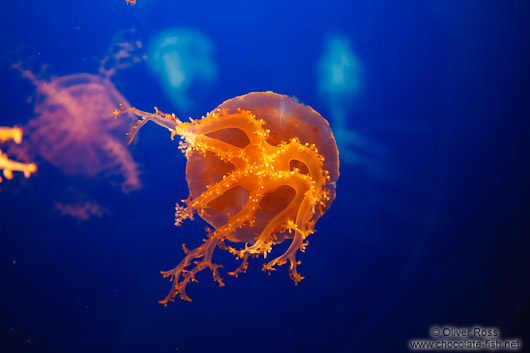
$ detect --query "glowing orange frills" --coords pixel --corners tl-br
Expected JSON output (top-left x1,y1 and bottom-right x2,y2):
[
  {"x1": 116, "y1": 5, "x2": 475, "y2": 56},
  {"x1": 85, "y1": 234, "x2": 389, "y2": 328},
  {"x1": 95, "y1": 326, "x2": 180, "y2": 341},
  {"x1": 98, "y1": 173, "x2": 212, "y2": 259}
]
[
  {"x1": 0, "y1": 126, "x2": 36, "y2": 183},
  {"x1": 115, "y1": 92, "x2": 339, "y2": 303}
]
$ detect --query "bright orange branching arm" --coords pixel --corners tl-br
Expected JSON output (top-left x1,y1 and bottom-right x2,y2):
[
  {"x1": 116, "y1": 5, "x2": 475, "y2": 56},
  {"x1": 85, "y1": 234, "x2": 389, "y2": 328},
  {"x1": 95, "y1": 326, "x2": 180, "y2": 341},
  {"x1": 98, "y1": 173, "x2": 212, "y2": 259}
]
[
  {"x1": 113, "y1": 102, "x2": 182, "y2": 145},
  {"x1": 0, "y1": 127, "x2": 36, "y2": 183},
  {"x1": 0, "y1": 126, "x2": 22, "y2": 144}
]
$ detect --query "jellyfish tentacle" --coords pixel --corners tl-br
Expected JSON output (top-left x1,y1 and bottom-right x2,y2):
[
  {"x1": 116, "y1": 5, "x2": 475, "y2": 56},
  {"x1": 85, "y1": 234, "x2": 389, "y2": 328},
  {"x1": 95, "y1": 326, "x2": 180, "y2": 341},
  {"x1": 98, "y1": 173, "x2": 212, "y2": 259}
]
[
  {"x1": 175, "y1": 109, "x2": 264, "y2": 160},
  {"x1": 263, "y1": 190, "x2": 315, "y2": 282},
  {"x1": 99, "y1": 136, "x2": 141, "y2": 193},
  {"x1": 0, "y1": 126, "x2": 37, "y2": 183},
  {"x1": 180, "y1": 134, "x2": 242, "y2": 157},
  {"x1": 182, "y1": 109, "x2": 264, "y2": 144},
  {"x1": 163, "y1": 192, "x2": 263, "y2": 303},
  {"x1": 176, "y1": 170, "x2": 252, "y2": 225},
  {"x1": 113, "y1": 104, "x2": 182, "y2": 144},
  {"x1": 228, "y1": 252, "x2": 250, "y2": 277},
  {"x1": 0, "y1": 152, "x2": 37, "y2": 180},
  {"x1": 213, "y1": 185, "x2": 264, "y2": 238},
  {"x1": 278, "y1": 143, "x2": 326, "y2": 186},
  {"x1": 0, "y1": 126, "x2": 23, "y2": 143},
  {"x1": 230, "y1": 172, "x2": 310, "y2": 258},
  {"x1": 160, "y1": 232, "x2": 222, "y2": 304}
]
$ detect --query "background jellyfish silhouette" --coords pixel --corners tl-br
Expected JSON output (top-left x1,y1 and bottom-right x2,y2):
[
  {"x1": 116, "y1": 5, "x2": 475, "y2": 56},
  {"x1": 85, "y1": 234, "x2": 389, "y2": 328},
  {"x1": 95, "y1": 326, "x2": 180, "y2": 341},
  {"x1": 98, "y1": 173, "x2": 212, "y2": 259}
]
[
  {"x1": 317, "y1": 34, "x2": 392, "y2": 179},
  {"x1": 146, "y1": 28, "x2": 218, "y2": 114}
]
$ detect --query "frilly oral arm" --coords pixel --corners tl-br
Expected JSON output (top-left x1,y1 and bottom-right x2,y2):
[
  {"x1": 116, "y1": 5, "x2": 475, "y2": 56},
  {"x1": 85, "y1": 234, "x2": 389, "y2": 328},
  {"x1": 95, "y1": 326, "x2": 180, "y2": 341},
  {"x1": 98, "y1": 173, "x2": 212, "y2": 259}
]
[
  {"x1": 0, "y1": 126, "x2": 23, "y2": 143},
  {"x1": 113, "y1": 102, "x2": 182, "y2": 144},
  {"x1": 159, "y1": 231, "x2": 223, "y2": 304},
  {"x1": 0, "y1": 152, "x2": 37, "y2": 182}
]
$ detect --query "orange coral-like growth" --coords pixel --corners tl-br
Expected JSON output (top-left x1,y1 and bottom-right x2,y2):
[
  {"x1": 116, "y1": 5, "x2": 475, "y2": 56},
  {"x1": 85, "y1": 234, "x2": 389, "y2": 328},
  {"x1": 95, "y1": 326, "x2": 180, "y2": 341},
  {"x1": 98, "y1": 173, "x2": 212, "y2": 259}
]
[
  {"x1": 0, "y1": 126, "x2": 36, "y2": 183},
  {"x1": 115, "y1": 92, "x2": 339, "y2": 303}
]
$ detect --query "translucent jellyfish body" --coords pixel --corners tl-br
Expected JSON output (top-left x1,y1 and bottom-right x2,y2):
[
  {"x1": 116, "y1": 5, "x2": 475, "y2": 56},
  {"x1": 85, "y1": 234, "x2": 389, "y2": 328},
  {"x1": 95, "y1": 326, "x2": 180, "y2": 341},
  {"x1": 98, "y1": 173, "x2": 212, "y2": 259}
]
[
  {"x1": 115, "y1": 91, "x2": 339, "y2": 303},
  {"x1": 318, "y1": 34, "x2": 391, "y2": 177},
  {"x1": 147, "y1": 28, "x2": 218, "y2": 113},
  {"x1": 14, "y1": 67, "x2": 141, "y2": 193}
]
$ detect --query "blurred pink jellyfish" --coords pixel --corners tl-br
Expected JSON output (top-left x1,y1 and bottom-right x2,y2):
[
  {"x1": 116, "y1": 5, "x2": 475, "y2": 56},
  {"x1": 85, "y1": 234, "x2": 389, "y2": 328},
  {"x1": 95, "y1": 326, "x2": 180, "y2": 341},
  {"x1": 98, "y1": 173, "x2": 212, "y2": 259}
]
[{"x1": 12, "y1": 40, "x2": 143, "y2": 192}]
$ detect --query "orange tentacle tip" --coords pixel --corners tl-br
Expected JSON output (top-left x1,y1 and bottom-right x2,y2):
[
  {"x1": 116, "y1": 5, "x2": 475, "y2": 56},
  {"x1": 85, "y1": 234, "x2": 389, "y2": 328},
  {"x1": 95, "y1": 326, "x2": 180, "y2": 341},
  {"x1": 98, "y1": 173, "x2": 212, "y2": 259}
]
[
  {"x1": 116, "y1": 92, "x2": 339, "y2": 303},
  {"x1": 0, "y1": 126, "x2": 37, "y2": 184}
]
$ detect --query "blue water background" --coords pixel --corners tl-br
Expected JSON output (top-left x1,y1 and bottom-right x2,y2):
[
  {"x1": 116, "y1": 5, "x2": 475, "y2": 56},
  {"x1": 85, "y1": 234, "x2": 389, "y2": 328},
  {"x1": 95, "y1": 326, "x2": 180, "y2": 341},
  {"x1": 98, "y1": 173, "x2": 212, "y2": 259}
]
[{"x1": 0, "y1": 1, "x2": 529, "y2": 352}]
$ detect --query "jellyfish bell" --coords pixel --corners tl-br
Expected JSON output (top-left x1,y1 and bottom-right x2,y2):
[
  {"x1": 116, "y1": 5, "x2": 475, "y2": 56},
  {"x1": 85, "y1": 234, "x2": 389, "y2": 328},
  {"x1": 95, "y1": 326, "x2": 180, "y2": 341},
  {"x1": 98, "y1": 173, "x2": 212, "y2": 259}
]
[
  {"x1": 147, "y1": 28, "x2": 218, "y2": 114},
  {"x1": 186, "y1": 92, "x2": 339, "y2": 244}
]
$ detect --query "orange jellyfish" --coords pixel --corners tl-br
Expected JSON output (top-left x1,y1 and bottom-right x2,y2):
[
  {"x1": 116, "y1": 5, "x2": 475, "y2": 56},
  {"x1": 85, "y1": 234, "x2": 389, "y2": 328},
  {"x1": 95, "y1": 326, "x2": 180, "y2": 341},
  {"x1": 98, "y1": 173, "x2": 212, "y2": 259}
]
[
  {"x1": 0, "y1": 126, "x2": 36, "y2": 183},
  {"x1": 115, "y1": 92, "x2": 339, "y2": 303}
]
